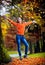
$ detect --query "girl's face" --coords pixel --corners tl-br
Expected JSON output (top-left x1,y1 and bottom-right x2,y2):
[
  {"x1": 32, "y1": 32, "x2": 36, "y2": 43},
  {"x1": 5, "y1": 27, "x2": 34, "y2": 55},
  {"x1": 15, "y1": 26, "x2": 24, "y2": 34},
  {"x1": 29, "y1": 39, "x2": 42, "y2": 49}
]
[{"x1": 17, "y1": 17, "x2": 22, "y2": 23}]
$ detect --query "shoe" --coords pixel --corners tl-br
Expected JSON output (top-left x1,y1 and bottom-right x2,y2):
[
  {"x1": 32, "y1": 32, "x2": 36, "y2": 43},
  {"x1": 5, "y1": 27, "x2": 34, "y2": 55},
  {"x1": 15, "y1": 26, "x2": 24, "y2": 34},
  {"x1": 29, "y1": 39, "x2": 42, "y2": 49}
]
[
  {"x1": 20, "y1": 56, "x2": 22, "y2": 60},
  {"x1": 24, "y1": 55, "x2": 27, "y2": 58}
]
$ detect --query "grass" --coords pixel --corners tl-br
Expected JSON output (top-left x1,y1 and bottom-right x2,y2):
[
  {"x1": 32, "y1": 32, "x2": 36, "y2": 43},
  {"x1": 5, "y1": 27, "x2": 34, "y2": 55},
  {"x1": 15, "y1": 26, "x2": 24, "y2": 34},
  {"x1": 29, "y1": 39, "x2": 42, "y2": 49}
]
[
  {"x1": 28, "y1": 52, "x2": 45, "y2": 58},
  {"x1": 8, "y1": 51, "x2": 18, "y2": 54}
]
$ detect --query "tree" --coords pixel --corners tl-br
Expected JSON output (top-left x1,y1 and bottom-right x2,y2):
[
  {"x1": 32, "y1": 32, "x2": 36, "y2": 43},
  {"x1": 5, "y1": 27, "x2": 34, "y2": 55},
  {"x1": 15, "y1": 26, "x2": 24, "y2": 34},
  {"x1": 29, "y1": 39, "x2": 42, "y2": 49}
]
[
  {"x1": 0, "y1": 16, "x2": 11, "y2": 64},
  {"x1": 41, "y1": 23, "x2": 45, "y2": 52},
  {"x1": 34, "y1": 23, "x2": 41, "y2": 53},
  {"x1": 28, "y1": 23, "x2": 41, "y2": 53},
  {"x1": 28, "y1": 24, "x2": 34, "y2": 53}
]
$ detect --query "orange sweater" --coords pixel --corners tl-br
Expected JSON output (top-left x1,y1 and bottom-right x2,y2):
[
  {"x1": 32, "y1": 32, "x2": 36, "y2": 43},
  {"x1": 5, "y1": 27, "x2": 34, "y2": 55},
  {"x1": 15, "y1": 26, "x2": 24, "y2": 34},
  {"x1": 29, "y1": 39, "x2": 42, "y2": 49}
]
[{"x1": 7, "y1": 18, "x2": 32, "y2": 35}]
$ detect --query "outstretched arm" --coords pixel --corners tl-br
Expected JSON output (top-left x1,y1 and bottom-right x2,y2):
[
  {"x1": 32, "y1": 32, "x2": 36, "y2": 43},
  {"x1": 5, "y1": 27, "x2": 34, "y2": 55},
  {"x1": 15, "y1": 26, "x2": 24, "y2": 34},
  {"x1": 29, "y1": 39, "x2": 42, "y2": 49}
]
[
  {"x1": 24, "y1": 21, "x2": 32, "y2": 26},
  {"x1": 24, "y1": 20, "x2": 37, "y2": 26},
  {"x1": 7, "y1": 18, "x2": 17, "y2": 26},
  {"x1": 2, "y1": 16, "x2": 17, "y2": 26}
]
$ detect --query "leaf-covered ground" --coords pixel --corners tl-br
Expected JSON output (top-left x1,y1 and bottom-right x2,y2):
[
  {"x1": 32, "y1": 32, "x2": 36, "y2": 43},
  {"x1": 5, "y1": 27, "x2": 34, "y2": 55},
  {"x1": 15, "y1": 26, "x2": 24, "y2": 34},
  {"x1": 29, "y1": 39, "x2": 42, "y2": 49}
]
[{"x1": 4, "y1": 57, "x2": 45, "y2": 65}]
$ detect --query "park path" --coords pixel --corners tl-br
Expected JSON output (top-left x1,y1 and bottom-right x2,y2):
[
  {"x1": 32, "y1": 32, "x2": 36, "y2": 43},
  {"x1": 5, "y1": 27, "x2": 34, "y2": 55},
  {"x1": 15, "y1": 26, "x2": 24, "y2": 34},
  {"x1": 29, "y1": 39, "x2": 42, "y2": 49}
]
[{"x1": 9, "y1": 53, "x2": 24, "y2": 58}]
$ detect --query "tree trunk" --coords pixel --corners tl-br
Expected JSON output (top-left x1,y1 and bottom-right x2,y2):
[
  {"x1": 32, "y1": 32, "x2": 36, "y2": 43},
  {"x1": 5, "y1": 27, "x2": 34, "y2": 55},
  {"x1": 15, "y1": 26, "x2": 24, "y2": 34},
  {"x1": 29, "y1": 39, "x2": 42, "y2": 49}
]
[
  {"x1": 35, "y1": 40, "x2": 40, "y2": 53},
  {"x1": 0, "y1": 16, "x2": 11, "y2": 64},
  {"x1": 42, "y1": 32, "x2": 45, "y2": 52},
  {"x1": 29, "y1": 41, "x2": 32, "y2": 54}
]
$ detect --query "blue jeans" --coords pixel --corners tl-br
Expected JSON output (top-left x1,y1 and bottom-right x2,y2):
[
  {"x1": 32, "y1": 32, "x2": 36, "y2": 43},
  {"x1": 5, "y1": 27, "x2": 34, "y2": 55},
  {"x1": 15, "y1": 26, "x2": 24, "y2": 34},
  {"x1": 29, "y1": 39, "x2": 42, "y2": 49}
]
[{"x1": 16, "y1": 35, "x2": 29, "y2": 57}]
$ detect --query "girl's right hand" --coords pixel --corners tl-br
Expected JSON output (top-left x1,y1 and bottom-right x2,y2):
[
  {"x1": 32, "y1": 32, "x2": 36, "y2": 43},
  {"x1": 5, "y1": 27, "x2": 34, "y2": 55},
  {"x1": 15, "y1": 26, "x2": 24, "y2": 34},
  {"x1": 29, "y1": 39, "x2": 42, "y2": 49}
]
[
  {"x1": 2, "y1": 16, "x2": 7, "y2": 19},
  {"x1": 2, "y1": 16, "x2": 9, "y2": 20}
]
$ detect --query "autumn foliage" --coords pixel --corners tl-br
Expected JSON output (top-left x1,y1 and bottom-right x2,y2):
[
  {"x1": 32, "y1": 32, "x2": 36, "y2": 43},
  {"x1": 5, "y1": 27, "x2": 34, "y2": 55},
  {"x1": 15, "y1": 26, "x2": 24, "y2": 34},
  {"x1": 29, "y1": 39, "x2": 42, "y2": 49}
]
[{"x1": 5, "y1": 57, "x2": 45, "y2": 65}]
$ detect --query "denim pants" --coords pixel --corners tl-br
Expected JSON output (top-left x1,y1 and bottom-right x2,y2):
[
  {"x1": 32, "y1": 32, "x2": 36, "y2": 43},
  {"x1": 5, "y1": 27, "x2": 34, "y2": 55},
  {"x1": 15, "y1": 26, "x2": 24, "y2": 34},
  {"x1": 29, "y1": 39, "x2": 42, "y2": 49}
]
[{"x1": 16, "y1": 35, "x2": 29, "y2": 57}]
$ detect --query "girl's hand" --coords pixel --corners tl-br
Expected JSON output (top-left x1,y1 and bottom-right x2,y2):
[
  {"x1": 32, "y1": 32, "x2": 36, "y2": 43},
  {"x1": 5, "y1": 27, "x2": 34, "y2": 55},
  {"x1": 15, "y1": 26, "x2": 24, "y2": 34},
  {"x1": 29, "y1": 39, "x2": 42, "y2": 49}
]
[
  {"x1": 32, "y1": 20, "x2": 37, "y2": 23},
  {"x1": 2, "y1": 16, "x2": 7, "y2": 19}
]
